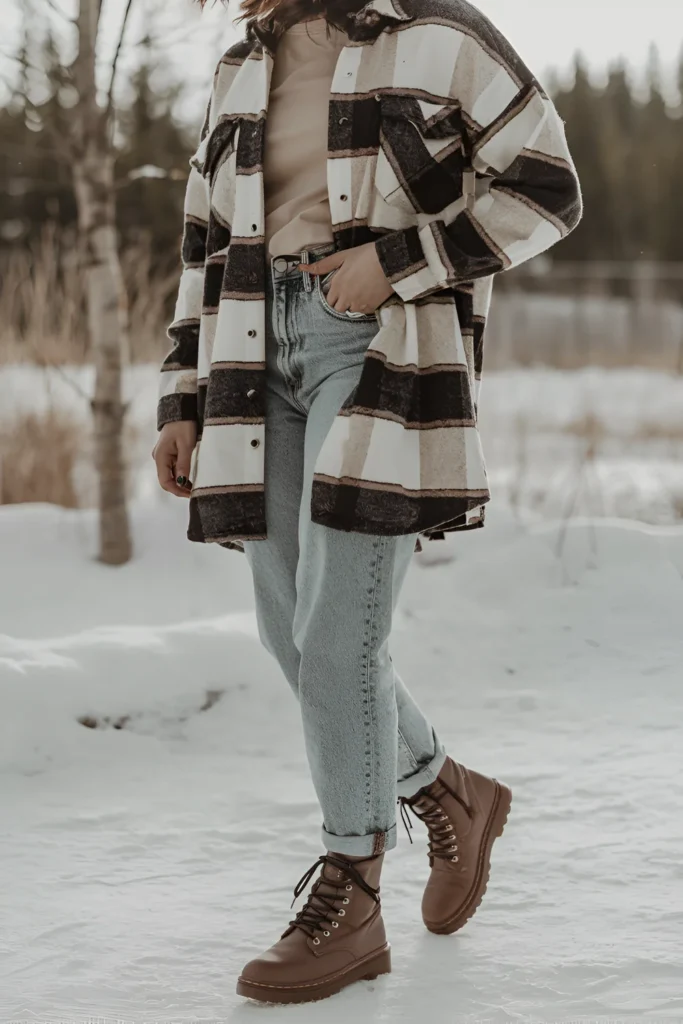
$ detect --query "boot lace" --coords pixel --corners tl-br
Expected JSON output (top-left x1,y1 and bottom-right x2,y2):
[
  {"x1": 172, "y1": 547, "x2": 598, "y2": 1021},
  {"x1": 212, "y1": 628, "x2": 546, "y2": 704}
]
[
  {"x1": 287, "y1": 854, "x2": 380, "y2": 942},
  {"x1": 399, "y1": 779, "x2": 472, "y2": 863}
]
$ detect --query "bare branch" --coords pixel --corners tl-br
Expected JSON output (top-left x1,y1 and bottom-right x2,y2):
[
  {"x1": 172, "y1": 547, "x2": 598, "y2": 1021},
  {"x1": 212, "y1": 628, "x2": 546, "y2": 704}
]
[
  {"x1": 0, "y1": 50, "x2": 48, "y2": 75},
  {"x1": 42, "y1": 0, "x2": 77, "y2": 24},
  {"x1": 106, "y1": 0, "x2": 136, "y2": 117},
  {"x1": 27, "y1": 343, "x2": 92, "y2": 404},
  {"x1": 133, "y1": 19, "x2": 204, "y2": 50}
]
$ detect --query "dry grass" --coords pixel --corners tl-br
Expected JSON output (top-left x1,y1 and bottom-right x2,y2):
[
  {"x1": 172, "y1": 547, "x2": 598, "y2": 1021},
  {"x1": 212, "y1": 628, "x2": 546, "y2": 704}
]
[
  {"x1": 561, "y1": 411, "x2": 683, "y2": 442},
  {"x1": 485, "y1": 291, "x2": 683, "y2": 373},
  {"x1": 0, "y1": 228, "x2": 87, "y2": 364},
  {"x1": 0, "y1": 227, "x2": 177, "y2": 366},
  {"x1": 121, "y1": 245, "x2": 180, "y2": 364},
  {"x1": 0, "y1": 409, "x2": 81, "y2": 507},
  {"x1": 76, "y1": 689, "x2": 225, "y2": 730}
]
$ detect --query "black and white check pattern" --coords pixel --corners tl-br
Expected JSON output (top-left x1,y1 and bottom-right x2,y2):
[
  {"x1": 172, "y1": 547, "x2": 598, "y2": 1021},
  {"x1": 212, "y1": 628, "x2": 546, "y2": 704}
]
[{"x1": 158, "y1": 0, "x2": 582, "y2": 550}]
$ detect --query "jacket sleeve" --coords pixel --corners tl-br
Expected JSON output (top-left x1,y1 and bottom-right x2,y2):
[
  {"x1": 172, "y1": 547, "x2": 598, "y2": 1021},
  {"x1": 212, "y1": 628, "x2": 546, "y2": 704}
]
[
  {"x1": 374, "y1": 78, "x2": 582, "y2": 302},
  {"x1": 157, "y1": 111, "x2": 212, "y2": 431}
]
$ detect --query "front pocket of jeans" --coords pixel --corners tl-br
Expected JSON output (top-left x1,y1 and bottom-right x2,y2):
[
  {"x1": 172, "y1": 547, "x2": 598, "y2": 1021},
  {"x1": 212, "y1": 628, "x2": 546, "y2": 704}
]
[{"x1": 316, "y1": 271, "x2": 377, "y2": 322}]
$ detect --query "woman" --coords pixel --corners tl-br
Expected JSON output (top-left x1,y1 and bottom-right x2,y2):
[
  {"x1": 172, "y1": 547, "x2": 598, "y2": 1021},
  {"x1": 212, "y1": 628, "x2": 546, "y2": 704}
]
[{"x1": 154, "y1": 0, "x2": 581, "y2": 1004}]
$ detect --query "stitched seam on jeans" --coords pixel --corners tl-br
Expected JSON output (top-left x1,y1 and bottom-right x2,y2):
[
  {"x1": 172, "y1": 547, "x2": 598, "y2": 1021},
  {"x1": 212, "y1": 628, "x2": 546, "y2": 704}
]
[
  {"x1": 397, "y1": 726, "x2": 420, "y2": 773},
  {"x1": 361, "y1": 543, "x2": 378, "y2": 827},
  {"x1": 363, "y1": 536, "x2": 387, "y2": 841},
  {"x1": 284, "y1": 280, "x2": 307, "y2": 413}
]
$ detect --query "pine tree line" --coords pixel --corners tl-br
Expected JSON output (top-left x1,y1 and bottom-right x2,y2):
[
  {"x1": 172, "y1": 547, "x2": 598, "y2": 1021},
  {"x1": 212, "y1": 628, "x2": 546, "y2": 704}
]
[{"x1": 553, "y1": 53, "x2": 683, "y2": 263}]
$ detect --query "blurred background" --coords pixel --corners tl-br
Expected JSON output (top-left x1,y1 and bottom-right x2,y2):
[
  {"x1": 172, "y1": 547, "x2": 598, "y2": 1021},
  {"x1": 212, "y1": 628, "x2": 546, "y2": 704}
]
[{"x1": 1, "y1": 0, "x2": 683, "y2": 552}]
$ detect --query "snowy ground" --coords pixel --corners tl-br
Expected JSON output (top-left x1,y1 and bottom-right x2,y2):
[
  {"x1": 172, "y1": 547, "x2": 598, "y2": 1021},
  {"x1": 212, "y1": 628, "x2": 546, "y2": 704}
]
[
  {"x1": 2, "y1": 494, "x2": 683, "y2": 1023},
  {"x1": 3, "y1": 364, "x2": 683, "y2": 524}
]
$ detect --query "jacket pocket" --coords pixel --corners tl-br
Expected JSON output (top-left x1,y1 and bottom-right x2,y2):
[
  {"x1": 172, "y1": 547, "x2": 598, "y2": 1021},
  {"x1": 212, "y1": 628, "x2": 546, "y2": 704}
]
[
  {"x1": 377, "y1": 94, "x2": 465, "y2": 214},
  {"x1": 191, "y1": 116, "x2": 241, "y2": 186}
]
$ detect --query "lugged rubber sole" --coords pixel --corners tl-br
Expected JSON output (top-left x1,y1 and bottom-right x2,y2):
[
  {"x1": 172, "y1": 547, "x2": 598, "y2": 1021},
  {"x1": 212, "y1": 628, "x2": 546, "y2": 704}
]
[
  {"x1": 425, "y1": 780, "x2": 513, "y2": 935},
  {"x1": 236, "y1": 944, "x2": 392, "y2": 1005}
]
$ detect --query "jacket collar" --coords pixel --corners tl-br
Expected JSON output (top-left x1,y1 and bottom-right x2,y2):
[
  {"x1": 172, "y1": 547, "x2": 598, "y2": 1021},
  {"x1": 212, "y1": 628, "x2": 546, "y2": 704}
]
[
  {"x1": 349, "y1": 0, "x2": 413, "y2": 25},
  {"x1": 248, "y1": 0, "x2": 413, "y2": 51}
]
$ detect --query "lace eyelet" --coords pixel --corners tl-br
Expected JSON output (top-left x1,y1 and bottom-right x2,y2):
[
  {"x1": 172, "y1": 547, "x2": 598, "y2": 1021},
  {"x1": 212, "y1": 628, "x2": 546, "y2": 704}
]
[
  {"x1": 313, "y1": 937, "x2": 321, "y2": 945},
  {"x1": 345, "y1": 884, "x2": 353, "y2": 891},
  {"x1": 338, "y1": 909, "x2": 346, "y2": 916},
  {"x1": 332, "y1": 921, "x2": 339, "y2": 928},
  {"x1": 324, "y1": 931, "x2": 330, "y2": 937},
  {"x1": 343, "y1": 897, "x2": 350, "y2": 904},
  {"x1": 451, "y1": 855, "x2": 459, "y2": 862},
  {"x1": 440, "y1": 815, "x2": 448, "y2": 821}
]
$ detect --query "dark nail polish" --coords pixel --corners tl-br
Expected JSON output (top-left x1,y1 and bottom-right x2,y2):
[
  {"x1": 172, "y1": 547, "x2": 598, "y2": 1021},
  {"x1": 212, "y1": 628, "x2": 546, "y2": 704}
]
[{"x1": 176, "y1": 475, "x2": 186, "y2": 486}]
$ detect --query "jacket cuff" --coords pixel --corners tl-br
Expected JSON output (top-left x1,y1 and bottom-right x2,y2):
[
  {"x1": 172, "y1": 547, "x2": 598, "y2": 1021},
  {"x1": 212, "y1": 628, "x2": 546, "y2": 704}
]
[
  {"x1": 374, "y1": 226, "x2": 440, "y2": 302},
  {"x1": 157, "y1": 392, "x2": 198, "y2": 432}
]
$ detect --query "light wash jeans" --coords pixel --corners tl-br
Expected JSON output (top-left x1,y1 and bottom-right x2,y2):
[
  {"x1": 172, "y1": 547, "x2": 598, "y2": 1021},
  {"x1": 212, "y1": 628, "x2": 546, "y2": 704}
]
[{"x1": 243, "y1": 243, "x2": 446, "y2": 857}]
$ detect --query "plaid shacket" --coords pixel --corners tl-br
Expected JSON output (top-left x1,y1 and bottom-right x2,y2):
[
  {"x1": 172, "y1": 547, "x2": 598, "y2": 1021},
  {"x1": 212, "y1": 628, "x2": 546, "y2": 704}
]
[{"x1": 158, "y1": 0, "x2": 582, "y2": 551}]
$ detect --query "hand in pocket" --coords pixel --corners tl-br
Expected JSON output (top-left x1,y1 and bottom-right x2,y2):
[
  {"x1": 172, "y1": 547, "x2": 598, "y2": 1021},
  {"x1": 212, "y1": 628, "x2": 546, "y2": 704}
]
[{"x1": 298, "y1": 243, "x2": 394, "y2": 314}]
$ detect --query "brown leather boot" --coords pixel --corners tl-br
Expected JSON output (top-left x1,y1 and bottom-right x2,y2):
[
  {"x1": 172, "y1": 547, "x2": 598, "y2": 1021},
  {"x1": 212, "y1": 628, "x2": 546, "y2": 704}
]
[
  {"x1": 236, "y1": 853, "x2": 390, "y2": 1004},
  {"x1": 401, "y1": 757, "x2": 512, "y2": 935}
]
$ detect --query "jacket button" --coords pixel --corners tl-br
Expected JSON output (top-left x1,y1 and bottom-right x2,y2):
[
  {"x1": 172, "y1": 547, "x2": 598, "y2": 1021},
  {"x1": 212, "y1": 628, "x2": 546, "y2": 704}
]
[
  {"x1": 250, "y1": 438, "x2": 260, "y2": 448},
  {"x1": 340, "y1": 194, "x2": 348, "y2": 202},
  {"x1": 247, "y1": 329, "x2": 256, "y2": 337},
  {"x1": 247, "y1": 389, "x2": 257, "y2": 399}
]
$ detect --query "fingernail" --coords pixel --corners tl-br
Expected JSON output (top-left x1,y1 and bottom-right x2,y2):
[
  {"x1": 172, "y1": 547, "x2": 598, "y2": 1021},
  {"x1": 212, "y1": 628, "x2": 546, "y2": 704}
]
[{"x1": 176, "y1": 475, "x2": 186, "y2": 486}]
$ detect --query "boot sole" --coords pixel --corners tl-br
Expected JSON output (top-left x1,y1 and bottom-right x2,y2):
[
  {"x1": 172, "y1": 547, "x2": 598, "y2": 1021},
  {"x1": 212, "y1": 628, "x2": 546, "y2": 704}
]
[
  {"x1": 425, "y1": 780, "x2": 512, "y2": 935},
  {"x1": 236, "y1": 944, "x2": 391, "y2": 1004}
]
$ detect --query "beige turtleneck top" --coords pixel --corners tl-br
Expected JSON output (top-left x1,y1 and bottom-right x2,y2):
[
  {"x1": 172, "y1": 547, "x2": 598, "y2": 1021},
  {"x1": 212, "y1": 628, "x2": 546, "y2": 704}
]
[{"x1": 263, "y1": 19, "x2": 348, "y2": 256}]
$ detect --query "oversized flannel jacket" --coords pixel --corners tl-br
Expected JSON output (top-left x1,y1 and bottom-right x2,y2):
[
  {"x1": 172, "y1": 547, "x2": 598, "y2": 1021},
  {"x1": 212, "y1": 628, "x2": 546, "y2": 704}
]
[{"x1": 158, "y1": 0, "x2": 582, "y2": 551}]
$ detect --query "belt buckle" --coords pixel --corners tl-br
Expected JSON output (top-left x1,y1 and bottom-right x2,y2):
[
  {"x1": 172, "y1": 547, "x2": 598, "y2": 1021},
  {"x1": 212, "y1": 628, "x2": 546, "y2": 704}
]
[{"x1": 300, "y1": 250, "x2": 313, "y2": 293}]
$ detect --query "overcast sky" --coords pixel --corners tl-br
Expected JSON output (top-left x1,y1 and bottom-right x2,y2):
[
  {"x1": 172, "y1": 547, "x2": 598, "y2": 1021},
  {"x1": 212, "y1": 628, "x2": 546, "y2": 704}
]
[
  {"x1": 475, "y1": 0, "x2": 682, "y2": 72},
  {"x1": 3, "y1": 0, "x2": 682, "y2": 117},
  {"x1": 160, "y1": 0, "x2": 683, "y2": 85}
]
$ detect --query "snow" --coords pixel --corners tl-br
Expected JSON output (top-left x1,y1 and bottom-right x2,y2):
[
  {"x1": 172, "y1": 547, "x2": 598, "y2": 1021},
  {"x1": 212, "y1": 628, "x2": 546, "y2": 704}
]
[
  {"x1": 2, "y1": 493, "x2": 683, "y2": 1022},
  {"x1": 480, "y1": 368, "x2": 683, "y2": 525}
]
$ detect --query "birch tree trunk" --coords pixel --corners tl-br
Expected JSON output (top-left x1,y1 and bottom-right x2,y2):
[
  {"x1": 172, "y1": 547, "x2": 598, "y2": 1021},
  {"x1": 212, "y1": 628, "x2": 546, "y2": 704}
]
[{"x1": 73, "y1": 0, "x2": 132, "y2": 565}]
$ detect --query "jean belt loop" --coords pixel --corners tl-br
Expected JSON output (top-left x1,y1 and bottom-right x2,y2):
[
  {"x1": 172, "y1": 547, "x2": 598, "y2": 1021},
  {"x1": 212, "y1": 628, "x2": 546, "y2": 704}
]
[{"x1": 300, "y1": 249, "x2": 313, "y2": 293}]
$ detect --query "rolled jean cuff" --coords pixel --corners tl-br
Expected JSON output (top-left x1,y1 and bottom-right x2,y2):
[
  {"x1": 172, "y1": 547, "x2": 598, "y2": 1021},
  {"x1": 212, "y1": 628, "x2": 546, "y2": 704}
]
[
  {"x1": 396, "y1": 746, "x2": 448, "y2": 800},
  {"x1": 321, "y1": 823, "x2": 397, "y2": 857}
]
